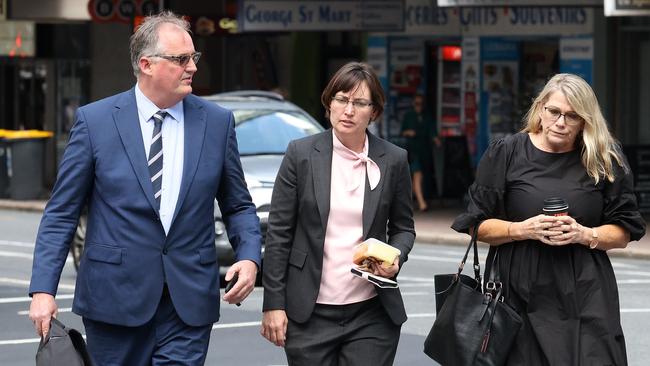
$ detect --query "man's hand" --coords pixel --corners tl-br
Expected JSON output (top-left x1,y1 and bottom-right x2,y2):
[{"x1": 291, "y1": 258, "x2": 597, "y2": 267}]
[
  {"x1": 29, "y1": 293, "x2": 57, "y2": 337},
  {"x1": 261, "y1": 310, "x2": 288, "y2": 347},
  {"x1": 222, "y1": 259, "x2": 257, "y2": 305}
]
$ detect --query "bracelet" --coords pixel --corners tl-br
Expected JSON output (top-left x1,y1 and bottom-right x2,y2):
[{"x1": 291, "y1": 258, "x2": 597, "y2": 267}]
[
  {"x1": 588, "y1": 228, "x2": 599, "y2": 249},
  {"x1": 507, "y1": 222, "x2": 515, "y2": 241}
]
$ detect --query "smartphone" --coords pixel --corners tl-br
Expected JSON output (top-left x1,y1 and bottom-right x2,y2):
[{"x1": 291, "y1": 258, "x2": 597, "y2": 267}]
[
  {"x1": 350, "y1": 267, "x2": 399, "y2": 289},
  {"x1": 224, "y1": 273, "x2": 241, "y2": 306}
]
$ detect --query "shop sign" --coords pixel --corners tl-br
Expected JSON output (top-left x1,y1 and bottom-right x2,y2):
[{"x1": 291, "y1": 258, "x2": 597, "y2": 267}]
[
  {"x1": 239, "y1": 0, "x2": 404, "y2": 31},
  {"x1": 400, "y1": 2, "x2": 593, "y2": 36},
  {"x1": 559, "y1": 37, "x2": 593, "y2": 84},
  {"x1": 437, "y1": 0, "x2": 601, "y2": 6},
  {"x1": 460, "y1": 7, "x2": 594, "y2": 36},
  {"x1": 401, "y1": 0, "x2": 460, "y2": 35},
  {"x1": 605, "y1": 0, "x2": 650, "y2": 16},
  {"x1": 0, "y1": 21, "x2": 35, "y2": 57}
]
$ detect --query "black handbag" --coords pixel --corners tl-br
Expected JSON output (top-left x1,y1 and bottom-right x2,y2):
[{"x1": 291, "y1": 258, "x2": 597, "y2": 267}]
[
  {"x1": 423, "y1": 228, "x2": 523, "y2": 366},
  {"x1": 36, "y1": 317, "x2": 93, "y2": 366}
]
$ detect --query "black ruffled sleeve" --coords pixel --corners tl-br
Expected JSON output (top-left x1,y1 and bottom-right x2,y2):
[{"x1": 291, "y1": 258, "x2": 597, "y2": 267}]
[
  {"x1": 601, "y1": 156, "x2": 646, "y2": 242},
  {"x1": 452, "y1": 137, "x2": 511, "y2": 234}
]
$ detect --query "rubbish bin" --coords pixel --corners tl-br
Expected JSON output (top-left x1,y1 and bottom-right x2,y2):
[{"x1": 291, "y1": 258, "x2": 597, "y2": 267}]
[
  {"x1": 3, "y1": 130, "x2": 54, "y2": 200},
  {"x1": 0, "y1": 130, "x2": 8, "y2": 198}
]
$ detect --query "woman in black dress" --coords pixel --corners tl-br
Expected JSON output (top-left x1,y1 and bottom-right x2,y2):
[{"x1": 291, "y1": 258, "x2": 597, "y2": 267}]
[{"x1": 452, "y1": 73, "x2": 646, "y2": 365}]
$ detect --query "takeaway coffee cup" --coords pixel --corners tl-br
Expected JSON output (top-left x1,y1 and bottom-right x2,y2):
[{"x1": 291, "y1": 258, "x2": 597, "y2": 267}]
[{"x1": 543, "y1": 197, "x2": 569, "y2": 216}]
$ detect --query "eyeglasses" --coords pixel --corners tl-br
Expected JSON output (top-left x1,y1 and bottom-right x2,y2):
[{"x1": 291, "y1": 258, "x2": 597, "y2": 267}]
[
  {"x1": 543, "y1": 106, "x2": 583, "y2": 126},
  {"x1": 331, "y1": 96, "x2": 373, "y2": 110},
  {"x1": 149, "y1": 52, "x2": 201, "y2": 67}
]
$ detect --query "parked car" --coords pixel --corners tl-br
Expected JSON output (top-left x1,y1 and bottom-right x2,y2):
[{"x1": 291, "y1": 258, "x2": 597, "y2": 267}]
[{"x1": 70, "y1": 91, "x2": 324, "y2": 280}]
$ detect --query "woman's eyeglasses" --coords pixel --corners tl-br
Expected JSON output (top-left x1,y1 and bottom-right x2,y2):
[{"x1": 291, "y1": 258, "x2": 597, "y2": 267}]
[
  {"x1": 331, "y1": 96, "x2": 373, "y2": 110},
  {"x1": 150, "y1": 52, "x2": 202, "y2": 67},
  {"x1": 543, "y1": 106, "x2": 584, "y2": 126}
]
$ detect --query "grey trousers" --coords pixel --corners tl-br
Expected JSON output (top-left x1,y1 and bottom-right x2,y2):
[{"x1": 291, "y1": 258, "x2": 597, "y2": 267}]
[{"x1": 284, "y1": 296, "x2": 401, "y2": 366}]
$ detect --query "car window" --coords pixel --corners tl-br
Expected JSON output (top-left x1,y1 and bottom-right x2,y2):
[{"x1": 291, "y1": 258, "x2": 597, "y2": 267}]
[{"x1": 233, "y1": 110, "x2": 322, "y2": 155}]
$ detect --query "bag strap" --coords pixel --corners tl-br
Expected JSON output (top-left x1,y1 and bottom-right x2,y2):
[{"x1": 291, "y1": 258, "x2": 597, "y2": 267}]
[
  {"x1": 485, "y1": 248, "x2": 502, "y2": 297},
  {"x1": 457, "y1": 225, "x2": 481, "y2": 284}
]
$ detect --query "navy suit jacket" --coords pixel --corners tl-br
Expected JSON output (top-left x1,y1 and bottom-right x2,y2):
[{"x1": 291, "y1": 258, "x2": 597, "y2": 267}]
[{"x1": 29, "y1": 88, "x2": 262, "y2": 327}]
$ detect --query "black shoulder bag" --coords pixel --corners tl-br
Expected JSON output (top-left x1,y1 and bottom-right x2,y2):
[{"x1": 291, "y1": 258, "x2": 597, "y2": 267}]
[{"x1": 423, "y1": 227, "x2": 523, "y2": 366}]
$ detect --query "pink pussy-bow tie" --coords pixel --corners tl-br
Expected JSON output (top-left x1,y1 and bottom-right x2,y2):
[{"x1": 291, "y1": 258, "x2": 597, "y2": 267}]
[{"x1": 348, "y1": 153, "x2": 380, "y2": 191}]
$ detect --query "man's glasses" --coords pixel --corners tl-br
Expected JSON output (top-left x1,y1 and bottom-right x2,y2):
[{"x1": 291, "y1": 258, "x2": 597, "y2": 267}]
[
  {"x1": 150, "y1": 52, "x2": 201, "y2": 67},
  {"x1": 543, "y1": 106, "x2": 584, "y2": 126},
  {"x1": 331, "y1": 96, "x2": 373, "y2": 110}
]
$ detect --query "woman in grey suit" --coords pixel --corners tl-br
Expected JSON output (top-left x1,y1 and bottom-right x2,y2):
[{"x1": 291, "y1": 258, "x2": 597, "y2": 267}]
[{"x1": 260, "y1": 62, "x2": 416, "y2": 365}]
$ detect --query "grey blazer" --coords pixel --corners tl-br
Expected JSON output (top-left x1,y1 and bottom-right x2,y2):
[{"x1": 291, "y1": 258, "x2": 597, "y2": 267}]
[{"x1": 262, "y1": 129, "x2": 416, "y2": 325}]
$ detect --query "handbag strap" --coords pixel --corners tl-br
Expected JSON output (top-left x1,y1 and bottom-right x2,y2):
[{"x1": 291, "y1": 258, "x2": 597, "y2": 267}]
[
  {"x1": 457, "y1": 225, "x2": 481, "y2": 284},
  {"x1": 485, "y1": 248, "x2": 502, "y2": 296}
]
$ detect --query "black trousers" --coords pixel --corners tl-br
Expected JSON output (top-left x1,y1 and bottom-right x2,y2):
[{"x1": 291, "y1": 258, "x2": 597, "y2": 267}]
[{"x1": 284, "y1": 296, "x2": 401, "y2": 366}]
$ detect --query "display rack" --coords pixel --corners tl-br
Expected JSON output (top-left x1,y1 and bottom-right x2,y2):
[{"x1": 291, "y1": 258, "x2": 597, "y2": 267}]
[{"x1": 437, "y1": 45, "x2": 462, "y2": 137}]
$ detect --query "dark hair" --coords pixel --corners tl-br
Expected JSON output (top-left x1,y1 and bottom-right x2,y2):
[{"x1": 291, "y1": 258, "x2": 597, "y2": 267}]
[{"x1": 320, "y1": 62, "x2": 385, "y2": 121}]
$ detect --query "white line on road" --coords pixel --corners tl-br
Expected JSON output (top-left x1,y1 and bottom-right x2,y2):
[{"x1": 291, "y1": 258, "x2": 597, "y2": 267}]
[
  {"x1": 0, "y1": 337, "x2": 41, "y2": 346},
  {"x1": 0, "y1": 240, "x2": 34, "y2": 248},
  {"x1": 404, "y1": 308, "x2": 650, "y2": 319},
  {"x1": 18, "y1": 307, "x2": 72, "y2": 316},
  {"x1": 617, "y1": 279, "x2": 650, "y2": 284},
  {"x1": 0, "y1": 294, "x2": 74, "y2": 304},
  {"x1": 408, "y1": 254, "x2": 468, "y2": 263},
  {"x1": 0, "y1": 277, "x2": 75, "y2": 290},
  {"x1": 0, "y1": 250, "x2": 33, "y2": 260},
  {"x1": 0, "y1": 250, "x2": 73, "y2": 264},
  {"x1": 0, "y1": 321, "x2": 264, "y2": 346},
  {"x1": 212, "y1": 321, "x2": 260, "y2": 330}
]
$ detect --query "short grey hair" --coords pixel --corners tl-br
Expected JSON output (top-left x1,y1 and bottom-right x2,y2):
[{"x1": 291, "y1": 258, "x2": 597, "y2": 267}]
[{"x1": 129, "y1": 10, "x2": 191, "y2": 77}]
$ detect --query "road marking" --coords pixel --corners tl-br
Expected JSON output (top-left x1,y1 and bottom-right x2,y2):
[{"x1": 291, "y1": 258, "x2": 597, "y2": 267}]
[
  {"x1": 400, "y1": 292, "x2": 431, "y2": 296},
  {"x1": 0, "y1": 277, "x2": 75, "y2": 290},
  {"x1": 18, "y1": 307, "x2": 72, "y2": 316},
  {"x1": 0, "y1": 337, "x2": 41, "y2": 346},
  {"x1": 0, "y1": 294, "x2": 74, "y2": 304},
  {"x1": 615, "y1": 270, "x2": 650, "y2": 277},
  {"x1": 407, "y1": 313, "x2": 436, "y2": 318},
  {"x1": 0, "y1": 321, "x2": 264, "y2": 346},
  {"x1": 0, "y1": 240, "x2": 34, "y2": 248},
  {"x1": 617, "y1": 279, "x2": 650, "y2": 284},
  {"x1": 0, "y1": 250, "x2": 33, "y2": 260},
  {"x1": 405, "y1": 308, "x2": 650, "y2": 320},
  {"x1": 212, "y1": 321, "x2": 260, "y2": 330},
  {"x1": 621, "y1": 309, "x2": 650, "y2": 313},
  {"x1": 408, "y1": 254, "x2": 471, "y2": 264},
  {"x1": 398, "y1": 276, "x2": 434, "y2": 283}
]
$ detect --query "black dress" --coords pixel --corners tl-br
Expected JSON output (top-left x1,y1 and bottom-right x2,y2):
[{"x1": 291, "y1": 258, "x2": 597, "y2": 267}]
[{"x1": 452, "y1": 133, "x2": 646, "y2": 366}]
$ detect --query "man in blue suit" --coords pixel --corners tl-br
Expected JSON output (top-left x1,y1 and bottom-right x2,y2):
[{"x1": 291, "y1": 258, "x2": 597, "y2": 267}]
[{"x1": 28, "y1": 11, "x2": 261, "y2": 365}]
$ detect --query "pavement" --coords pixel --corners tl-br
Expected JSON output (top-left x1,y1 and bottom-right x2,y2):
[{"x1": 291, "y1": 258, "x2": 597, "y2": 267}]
[{"x1": 2, "y1": 198, "x2": 650, "y2": 259}]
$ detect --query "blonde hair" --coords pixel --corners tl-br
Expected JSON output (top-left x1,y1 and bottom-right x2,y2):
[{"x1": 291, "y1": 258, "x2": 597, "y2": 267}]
[{"x1": 522, "y1": 73, "x2": 626, "y2": 184}]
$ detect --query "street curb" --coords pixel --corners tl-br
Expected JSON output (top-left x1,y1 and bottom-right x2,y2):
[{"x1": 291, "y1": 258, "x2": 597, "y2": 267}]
[{"x1": 0, "y1": 200, "x2": 46, "y2": 212}]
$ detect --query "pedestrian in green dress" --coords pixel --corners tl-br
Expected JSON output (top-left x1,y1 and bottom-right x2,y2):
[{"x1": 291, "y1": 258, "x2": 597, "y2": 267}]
[{"x1": 401, "y1": 94, "x2": 440, "y2": 211}]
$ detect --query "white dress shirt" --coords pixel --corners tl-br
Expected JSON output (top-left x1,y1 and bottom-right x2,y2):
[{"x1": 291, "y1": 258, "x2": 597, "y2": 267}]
[{"x1": 135, "y1": 84, "x2": 185, "y2": 234}]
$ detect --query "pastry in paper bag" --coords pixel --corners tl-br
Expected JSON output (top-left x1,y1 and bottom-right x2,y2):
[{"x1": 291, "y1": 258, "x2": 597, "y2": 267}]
[{"x1": 353, "y1": 238, "x2": 401, "y2": 270}]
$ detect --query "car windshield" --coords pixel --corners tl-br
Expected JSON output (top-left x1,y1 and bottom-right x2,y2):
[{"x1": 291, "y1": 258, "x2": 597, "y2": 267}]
[{"x1": 233, "y1": 110, "x2": 322, "y2": 155}]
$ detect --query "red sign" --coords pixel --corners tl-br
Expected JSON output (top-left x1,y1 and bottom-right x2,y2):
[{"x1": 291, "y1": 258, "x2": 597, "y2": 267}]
[{"x1": 441, "y1": 46, "x2": 462, "y2": 61}]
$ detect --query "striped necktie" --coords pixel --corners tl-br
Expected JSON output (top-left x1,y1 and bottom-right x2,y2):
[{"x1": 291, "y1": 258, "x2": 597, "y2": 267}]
[{"x1": 148, "y1": 110, "x2": 167, "y2": 210}]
